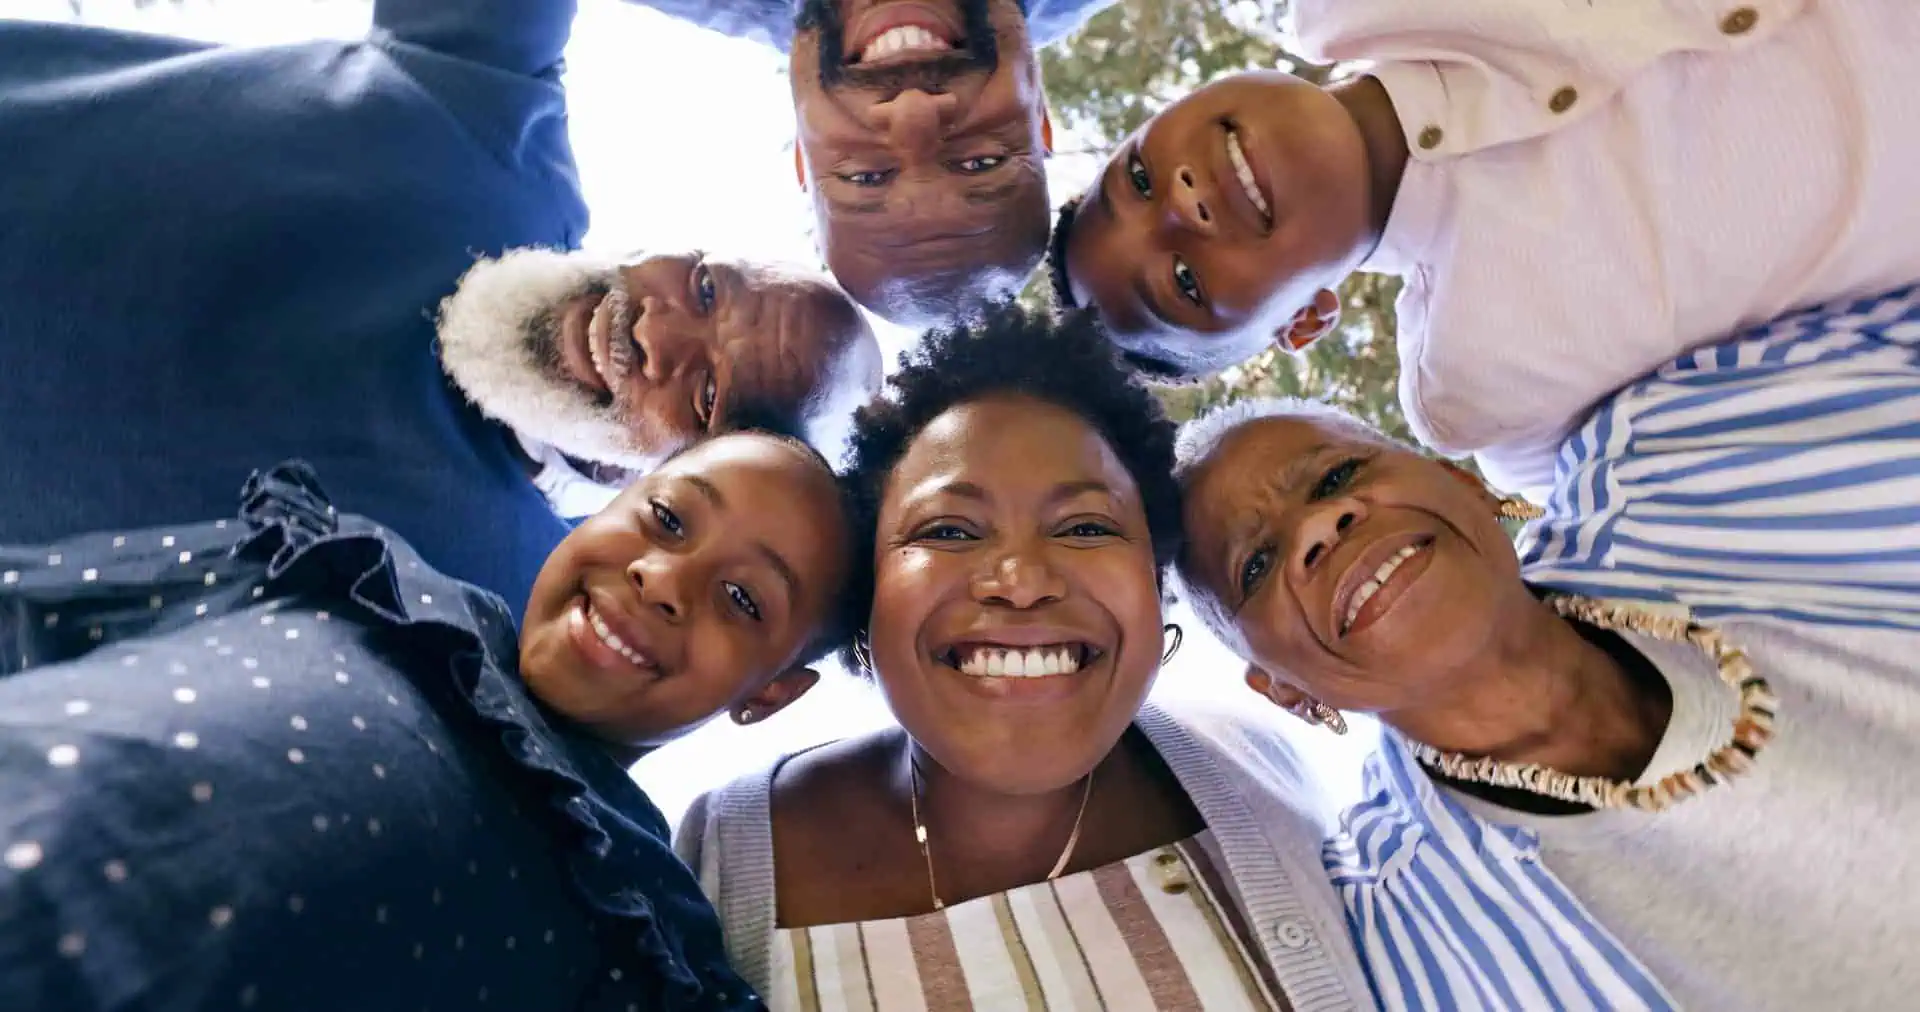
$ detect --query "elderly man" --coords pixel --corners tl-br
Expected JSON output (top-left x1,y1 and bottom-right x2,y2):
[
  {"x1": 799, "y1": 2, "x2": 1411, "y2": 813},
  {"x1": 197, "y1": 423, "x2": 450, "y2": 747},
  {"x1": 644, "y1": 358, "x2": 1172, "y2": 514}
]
[
  {"x1": 0, "y1": 0, "x2": 881, "y2": 616},
  {"x1": 630, "y1": 0, "x2": 1110, "y2": 327},
  {"x1": 0, "y1": 2, "x2": 876, "y2": 1009}
]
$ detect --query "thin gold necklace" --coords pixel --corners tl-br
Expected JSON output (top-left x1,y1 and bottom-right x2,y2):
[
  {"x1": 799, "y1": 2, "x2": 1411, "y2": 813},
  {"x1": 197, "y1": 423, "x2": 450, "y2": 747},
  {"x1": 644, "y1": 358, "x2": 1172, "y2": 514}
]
[
  {"x1": 907, "y1": 755, "x2": 1094, "y2": 911},
  {"x1": 1405, "y1": 594, "x2": 1777, "y2": 811}
]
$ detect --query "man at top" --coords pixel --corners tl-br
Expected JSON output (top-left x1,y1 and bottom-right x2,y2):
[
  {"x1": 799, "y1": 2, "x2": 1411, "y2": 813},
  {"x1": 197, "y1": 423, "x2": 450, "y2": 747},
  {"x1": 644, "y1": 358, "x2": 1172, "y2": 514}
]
[{"x1": 630, "y1": 0, "x2": 1108, "y2": 327}]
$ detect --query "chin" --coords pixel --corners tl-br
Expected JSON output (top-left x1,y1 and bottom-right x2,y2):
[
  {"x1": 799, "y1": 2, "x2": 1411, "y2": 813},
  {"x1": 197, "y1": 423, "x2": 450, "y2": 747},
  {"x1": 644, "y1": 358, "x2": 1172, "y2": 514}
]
[{"x1": 437, "y1": 248, "x2": 661, "y2": 470}]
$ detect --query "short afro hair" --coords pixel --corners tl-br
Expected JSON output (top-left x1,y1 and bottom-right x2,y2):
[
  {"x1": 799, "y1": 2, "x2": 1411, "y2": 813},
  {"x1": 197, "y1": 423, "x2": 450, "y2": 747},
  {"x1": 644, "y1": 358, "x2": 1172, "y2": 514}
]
[
  {"x1": 1046, "y1": 196, "x2": 1207, "y2": 383},
  {"x1": 835, "y1": 301, "x2": 1184, "y2": 673}
]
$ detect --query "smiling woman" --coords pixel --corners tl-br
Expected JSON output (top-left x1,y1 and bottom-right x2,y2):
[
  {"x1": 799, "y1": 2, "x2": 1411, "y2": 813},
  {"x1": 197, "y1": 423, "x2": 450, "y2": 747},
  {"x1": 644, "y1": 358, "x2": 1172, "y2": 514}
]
[{"x1": 673, "y1": 304, "x2": 1374, "y2": 1011}]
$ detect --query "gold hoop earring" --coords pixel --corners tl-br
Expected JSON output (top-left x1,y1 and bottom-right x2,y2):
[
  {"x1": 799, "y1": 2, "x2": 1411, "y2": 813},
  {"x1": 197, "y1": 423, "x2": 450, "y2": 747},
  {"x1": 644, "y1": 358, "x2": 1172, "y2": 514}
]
[
  {"x1": 1160, "y1": 623, "x2": 1184, "y2": 665},
  {"x1": 1495, "y1": 496, "x2": 1544, "y2": 522},
  {"x1": 1308, "y1": 701, "x2": 1349, "y2": 736}
]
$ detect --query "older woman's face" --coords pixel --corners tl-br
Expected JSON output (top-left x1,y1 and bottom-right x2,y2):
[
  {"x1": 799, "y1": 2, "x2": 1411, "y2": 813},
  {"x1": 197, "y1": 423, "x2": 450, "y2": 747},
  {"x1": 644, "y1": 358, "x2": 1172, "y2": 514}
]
[
  {"x1": 1179, "y1": 416, "x2": 1519, "y2": 712},
  {"x1": 868, "y1": 394, "x2": 1164, "y2": 795}
]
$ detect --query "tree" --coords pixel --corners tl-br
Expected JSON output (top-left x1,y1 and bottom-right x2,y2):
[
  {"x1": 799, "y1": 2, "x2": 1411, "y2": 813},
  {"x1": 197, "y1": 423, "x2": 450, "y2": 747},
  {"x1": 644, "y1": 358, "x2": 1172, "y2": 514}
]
[{"x1": 1039, "y1": 0, "x2": 1412, "y2": 445}]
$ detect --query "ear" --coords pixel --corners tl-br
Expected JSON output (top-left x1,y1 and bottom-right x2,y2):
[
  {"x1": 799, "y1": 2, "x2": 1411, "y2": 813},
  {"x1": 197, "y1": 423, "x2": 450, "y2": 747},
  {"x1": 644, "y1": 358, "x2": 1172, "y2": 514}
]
[
  {"x1": 1275, "y1": 288, "x2": 1341, "y2": 355},
  {"x1": 1040, "y1": 108, "x2": 1055, "y2": 156},
  {"x1": 792, "y1": 143, "x2": 809, "y2": 192},
  {"x1": 1244, "y1": 664, "x2": 1318, "y2": 727},
  {"x1": 732, "y1": 666, "x2": 820, "y2": 725},
  {"x1": 1437, "y1": 458, "x2": 1500, "y2": 509}
]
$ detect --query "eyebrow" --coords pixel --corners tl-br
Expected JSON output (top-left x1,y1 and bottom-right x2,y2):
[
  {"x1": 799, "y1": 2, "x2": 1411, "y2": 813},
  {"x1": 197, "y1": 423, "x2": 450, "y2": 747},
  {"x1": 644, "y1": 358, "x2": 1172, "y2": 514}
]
[
  {"x1": 932, "y1": 478, "x2": 1116, "y2": 506},
  {"x1": 1092, "y1": 158, "x2": 1177, "y2": 333},
  {"x1": 827, "y1": 173, "x2": 1028, "y2": 218},
  {"x1": 688, "y1": 474, "x2": 804, "y2": 601},
  {"x1": 1276, "y1": 444, "x2": 1333, "y2": 497}
]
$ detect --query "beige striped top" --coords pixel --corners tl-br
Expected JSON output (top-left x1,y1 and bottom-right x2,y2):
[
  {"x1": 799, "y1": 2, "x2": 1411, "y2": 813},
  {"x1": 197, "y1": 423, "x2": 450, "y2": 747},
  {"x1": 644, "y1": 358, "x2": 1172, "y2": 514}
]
[{"x1": 768, "y1": 831, "x2": 1288, "y2": 1011}]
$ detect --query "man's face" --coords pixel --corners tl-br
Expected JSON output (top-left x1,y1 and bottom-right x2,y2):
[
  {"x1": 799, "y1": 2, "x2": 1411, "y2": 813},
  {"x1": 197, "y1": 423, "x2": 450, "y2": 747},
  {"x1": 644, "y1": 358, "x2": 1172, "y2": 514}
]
[
  {"x1": 438, "y1": 248, "x2": 882, "y2": 468},
  {"x1": 791, "y1": 0, "x2": 1052, "y2": 326}
]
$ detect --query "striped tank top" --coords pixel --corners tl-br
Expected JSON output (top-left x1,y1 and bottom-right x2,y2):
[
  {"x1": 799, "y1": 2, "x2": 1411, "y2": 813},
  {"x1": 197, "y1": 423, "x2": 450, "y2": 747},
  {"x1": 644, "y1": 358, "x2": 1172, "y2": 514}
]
[
  {"x1": 768, "y1": 832, "x2": 1286, "y2": 1011},
  {"x1": 1520, "y1": 284, "x2": 1920, "y2": 630}
]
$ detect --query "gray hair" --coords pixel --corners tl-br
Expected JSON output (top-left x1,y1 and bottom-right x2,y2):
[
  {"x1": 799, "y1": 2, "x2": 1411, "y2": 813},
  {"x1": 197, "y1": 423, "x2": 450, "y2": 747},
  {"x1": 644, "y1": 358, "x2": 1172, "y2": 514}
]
[{"x1": 1173, "y1": 396, "x2": 1396, "y2": 482}]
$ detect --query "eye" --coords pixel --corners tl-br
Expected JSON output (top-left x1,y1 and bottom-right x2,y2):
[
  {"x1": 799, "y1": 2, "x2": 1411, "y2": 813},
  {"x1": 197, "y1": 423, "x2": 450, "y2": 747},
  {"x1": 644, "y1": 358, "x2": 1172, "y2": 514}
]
[
  {"x1": 649, "y1": 500, "x2": 685, "y2": 538},
  {"x1": 691, "y1": 263, "x2": 716, "y2": 312},
  {"x1": 1173, "y1": 256, "x2": 1203, "y2": 306},
  {"x1": 1311, "y1": 458, "x2": 1363, "y2": 501},
  {"x1": 839, "y1": 169, "x2": 891, "y2": 187},
  {"x1": 914, "y1": 523, "x2": 977, "y2": 543},
  {"x1": 1061, "y1": 520, "x2": 1118, "y2": 539},
  {"x1": 696, "y1": 374, "x2": 718, "y2": 428},
  {"x1": 955, "y1": 154, "x2": 1005, "y2": 174},
  {"x1": 1125, "y1": 150, "x2": 1152, "y2": 198},
  {"x1": 724, "y1": 581, "x2": 762, "y2": 621}
]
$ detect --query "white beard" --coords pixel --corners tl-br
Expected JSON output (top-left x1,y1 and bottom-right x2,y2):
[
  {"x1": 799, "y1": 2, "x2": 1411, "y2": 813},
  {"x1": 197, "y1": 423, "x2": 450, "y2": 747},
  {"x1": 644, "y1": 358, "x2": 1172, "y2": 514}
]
[{"x1": 436, "y1": 248, "x2": 664, "y2": 470}]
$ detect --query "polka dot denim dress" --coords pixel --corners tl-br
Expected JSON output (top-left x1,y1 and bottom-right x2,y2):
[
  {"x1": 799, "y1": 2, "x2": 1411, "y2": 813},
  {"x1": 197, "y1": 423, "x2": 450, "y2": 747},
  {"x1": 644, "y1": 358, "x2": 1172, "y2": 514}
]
[{"x1": 0, "y1": 463, "x2": 761, "y2": 1012}]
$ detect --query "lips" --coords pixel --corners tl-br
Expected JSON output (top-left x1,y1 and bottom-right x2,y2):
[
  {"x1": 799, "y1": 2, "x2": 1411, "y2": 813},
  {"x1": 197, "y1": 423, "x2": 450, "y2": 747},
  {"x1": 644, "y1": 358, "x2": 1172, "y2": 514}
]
[
  {"x1": 585, "y1": 287, "x2": 638, "y2": 393},
  {"x1": 1219, "y1": 122, "x2": 1273, "y2": 233},
  {"x1": 933, "y1": 626, "x2": 1107, "y2": 680},
  {"x1": 1330, "y1": 534, "x2": 1434, "y2": 639},
  {"x1": 566, "y1": 594, "x2": 663, "y2": 679},
  {"x1": 846, "y1": 2, "x2": 963, "y2": 64}
]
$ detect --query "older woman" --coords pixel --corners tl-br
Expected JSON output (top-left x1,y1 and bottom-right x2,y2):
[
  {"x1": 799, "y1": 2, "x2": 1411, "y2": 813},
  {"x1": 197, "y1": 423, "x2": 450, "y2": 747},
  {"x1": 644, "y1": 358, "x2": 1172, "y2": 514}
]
[
  {"x1": 1170, "y1": 289, "x2": 1920, "y2": 1010},
  {"x1": 675, "y1": 305, "x2": 1375, "y2": 1010}
]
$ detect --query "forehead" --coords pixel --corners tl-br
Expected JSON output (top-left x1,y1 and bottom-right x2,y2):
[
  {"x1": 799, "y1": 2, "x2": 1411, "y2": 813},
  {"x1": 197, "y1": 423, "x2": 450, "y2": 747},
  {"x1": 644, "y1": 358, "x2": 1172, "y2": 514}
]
[
  {"x1": 659, "y1": 437, "x2": 830, "y2": 503},
  {"x1": 889, "y1": 396, "x2": 1136, "y2": 503},
  {"x1": 1063, "y1": 179, "x2": 1172, "y2": 344},
  {"x1": 1184, "y1": 417, "x2": 1345, "y2": 518}
]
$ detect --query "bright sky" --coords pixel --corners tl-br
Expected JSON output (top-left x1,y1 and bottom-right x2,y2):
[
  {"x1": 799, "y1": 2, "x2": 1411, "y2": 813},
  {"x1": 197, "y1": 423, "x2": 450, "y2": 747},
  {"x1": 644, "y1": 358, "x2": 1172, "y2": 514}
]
[{"x1": 23, "y1": 0, "x2": 1373, "y2": 826}]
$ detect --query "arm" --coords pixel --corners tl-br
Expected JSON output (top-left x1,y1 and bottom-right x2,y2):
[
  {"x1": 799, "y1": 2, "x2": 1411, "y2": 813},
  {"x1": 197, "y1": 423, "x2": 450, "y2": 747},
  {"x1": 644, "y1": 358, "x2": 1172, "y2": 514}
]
[{"x1": 373, "y1": 0, "x2": 577, "y2": 79}]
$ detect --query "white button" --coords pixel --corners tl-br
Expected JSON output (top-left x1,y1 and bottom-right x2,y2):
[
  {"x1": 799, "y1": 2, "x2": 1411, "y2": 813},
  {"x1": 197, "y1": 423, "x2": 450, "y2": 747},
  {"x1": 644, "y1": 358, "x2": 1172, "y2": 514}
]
[{"x1": 1273, "y1": 919, "x2": 1311, "y2": 949}]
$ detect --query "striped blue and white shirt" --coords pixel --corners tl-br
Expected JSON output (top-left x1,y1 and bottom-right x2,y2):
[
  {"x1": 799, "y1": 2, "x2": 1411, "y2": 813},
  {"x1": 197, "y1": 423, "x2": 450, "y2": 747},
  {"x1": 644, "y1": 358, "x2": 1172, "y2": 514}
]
[
  {"x1": 1324, "y1": 284, "x2": 1920, "y2": 1009},
  {"x1": 1324, "y1": 734, "x2": 1678, "y2": 1012},
  {"x1": 1520, "y1": 285, "x2": 1920, "y2": 631}
]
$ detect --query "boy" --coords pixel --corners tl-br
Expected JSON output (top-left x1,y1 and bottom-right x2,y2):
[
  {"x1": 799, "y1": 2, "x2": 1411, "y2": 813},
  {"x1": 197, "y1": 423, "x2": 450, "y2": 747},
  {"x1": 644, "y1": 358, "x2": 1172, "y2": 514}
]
[{"x1": 1049, "y1": 0, "x2": 1920, "y2": 497}]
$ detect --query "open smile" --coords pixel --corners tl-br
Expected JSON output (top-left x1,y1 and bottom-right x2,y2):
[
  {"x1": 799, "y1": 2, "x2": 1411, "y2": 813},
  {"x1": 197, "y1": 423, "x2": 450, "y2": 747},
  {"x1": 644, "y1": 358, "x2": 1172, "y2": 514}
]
[
  {"x1": 566, "y1": 594, "x2": 662, "y2": 679},
  {"x1": 1332, "y1": 534, "x2": 1435, "y2": 638},
  {"x1": 1221, "y1": 121, "x2": 1273, "y2": 232},
  {"x1": 583, "y1": 288, "x2": 638, "y2": 393},
  {"x1": 846, "y1": 3, "x2": 963, "y2": 65},
  {"x1": 930, "y1": 626, "x2": 1110, "y2": 701}
]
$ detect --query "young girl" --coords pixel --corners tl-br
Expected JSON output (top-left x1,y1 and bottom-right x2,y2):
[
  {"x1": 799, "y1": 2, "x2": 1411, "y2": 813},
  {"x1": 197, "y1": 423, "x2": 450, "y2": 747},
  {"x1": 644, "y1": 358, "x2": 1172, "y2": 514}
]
[
  {"x1": 1, "y1": 431, "x2": 852, "y2": 1012},
  {"x1": 1049, "y1": 0, "x2": 1920, "y2": 498}
]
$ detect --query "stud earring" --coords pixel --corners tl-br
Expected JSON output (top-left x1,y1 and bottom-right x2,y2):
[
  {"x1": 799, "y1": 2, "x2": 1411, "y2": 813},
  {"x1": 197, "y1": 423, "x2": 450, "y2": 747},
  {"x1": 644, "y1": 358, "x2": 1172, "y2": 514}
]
[
  {"x1": 735, "y1": 708, "x2": 755, "y2": 725},
  {"x1": 1160, "y1": 623, "x2": 1184, "y2": 665},
  {"x1": 1308, "y1": 700, "x2": 1349, "y2": 736},
  {"x1": 1495, "y1": 496, "x2": 1544, "y2": 522}
]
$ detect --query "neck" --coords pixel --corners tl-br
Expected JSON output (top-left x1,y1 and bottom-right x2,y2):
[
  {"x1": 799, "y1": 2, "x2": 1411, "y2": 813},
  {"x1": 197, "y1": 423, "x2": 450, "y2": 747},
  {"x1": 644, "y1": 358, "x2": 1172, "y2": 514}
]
[
  {"x1": 904, "y1": 737, "x2": 1093, "y2": 866},
  {"x1": 1387, "y1": 594, "x2": 1670, "y2": 783},
  {"x1": 1330, "y1": 74, "x2": 1410, "y2": 257}
]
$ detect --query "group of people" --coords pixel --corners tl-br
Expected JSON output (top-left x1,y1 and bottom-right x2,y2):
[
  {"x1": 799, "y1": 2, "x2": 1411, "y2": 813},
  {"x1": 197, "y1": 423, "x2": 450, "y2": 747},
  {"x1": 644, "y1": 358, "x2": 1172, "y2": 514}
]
[{"x1": 4, "y1": 0, "x2": 1919, "y2": 1009}]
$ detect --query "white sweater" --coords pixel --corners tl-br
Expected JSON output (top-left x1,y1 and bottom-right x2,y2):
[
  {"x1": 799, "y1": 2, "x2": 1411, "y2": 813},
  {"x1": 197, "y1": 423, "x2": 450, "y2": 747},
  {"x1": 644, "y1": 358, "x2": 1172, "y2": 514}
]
[{"x1": 673, "y1": 700, "x2": 1377, "y2": 1010}]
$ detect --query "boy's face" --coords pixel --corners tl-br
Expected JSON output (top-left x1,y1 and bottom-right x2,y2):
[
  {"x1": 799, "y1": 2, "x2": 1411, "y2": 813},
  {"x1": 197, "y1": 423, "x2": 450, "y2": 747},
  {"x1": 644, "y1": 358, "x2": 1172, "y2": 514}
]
[
  {"x1": 520, "y1": 434, "x2": 851, "y2": 747},
  {"x1": 1063, "y1": 71, "x2": 1375, "y2": 374}
]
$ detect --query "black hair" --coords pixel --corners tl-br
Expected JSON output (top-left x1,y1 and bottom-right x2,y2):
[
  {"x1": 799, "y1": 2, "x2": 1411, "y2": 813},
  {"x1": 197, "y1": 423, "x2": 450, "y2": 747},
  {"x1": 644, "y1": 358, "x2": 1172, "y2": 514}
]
[
  {"x1": 834, "y1": 301, "x2": 1184, "y2": 673},
  {"x1": 1046, "y1": 196, "x2": 1204, "y2": 383}
]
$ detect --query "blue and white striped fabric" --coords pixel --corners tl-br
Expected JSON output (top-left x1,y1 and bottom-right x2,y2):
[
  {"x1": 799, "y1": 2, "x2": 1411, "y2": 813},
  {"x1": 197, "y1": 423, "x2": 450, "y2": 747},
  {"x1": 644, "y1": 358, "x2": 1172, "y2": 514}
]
[
  {"x1": 1518, "y1": 285, "x2": 1920, "y2": 630},
  {"x1": 1324, "y1": 735, "x2": 1678, "y2": 1012}
]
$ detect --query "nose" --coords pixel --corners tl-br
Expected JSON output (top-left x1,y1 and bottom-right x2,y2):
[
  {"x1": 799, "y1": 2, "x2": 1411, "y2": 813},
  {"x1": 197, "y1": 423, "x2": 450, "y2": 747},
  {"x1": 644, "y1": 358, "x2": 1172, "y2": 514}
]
[
  {"x1": 1291, "y1": 499, "x2": 1365, "y2": 579},
  {"x1": 1164, "y1": 165, "x2": 1215, "y2": 236},
  {"x1": 625, "y1": 553, "x2": 687, "y2": 623},
  {"x1": 969, "y1": 542, "x2": 1067, "y2": 609},
  {"x1": 633, "y1": 306, "x2": 699, "y2": 383},
  {"x1": 871, "y1": 89, "x2": 956, "y2": 154}
]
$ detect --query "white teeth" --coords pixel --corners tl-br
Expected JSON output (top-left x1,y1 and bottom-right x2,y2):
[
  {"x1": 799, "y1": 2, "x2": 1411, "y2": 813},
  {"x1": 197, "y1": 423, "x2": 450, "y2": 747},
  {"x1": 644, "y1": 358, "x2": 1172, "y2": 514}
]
[
  {"x1": 956, "y1": 645, "x2": 1084, "y2": 679},
  {"x1": 586, "y1": 606, "x2": 649, "y2": 667},
  {"x1": 1342, "y1": 544, "x2": 1422, "y2": 633},
  {"x1": 859, "y1": 25, "x2": 951, "y2": 63},
  {"x1": 1225, "y1": 130, "x2": 1270, "y2": 219}
]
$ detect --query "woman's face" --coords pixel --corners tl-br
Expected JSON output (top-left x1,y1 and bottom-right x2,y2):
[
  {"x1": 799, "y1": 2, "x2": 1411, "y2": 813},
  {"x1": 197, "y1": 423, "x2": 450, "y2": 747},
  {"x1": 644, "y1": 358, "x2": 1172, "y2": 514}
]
[
  {"x1": 1179, "y1": 416, "x2": 1523, "y2": 714},
  {"x1": 868, "y1": 394, "x2": 1165, "y2": 795}
]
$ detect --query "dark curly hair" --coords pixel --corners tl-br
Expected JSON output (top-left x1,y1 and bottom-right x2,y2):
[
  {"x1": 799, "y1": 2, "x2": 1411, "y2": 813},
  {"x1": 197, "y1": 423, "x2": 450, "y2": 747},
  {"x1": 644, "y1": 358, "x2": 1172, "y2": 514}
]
[
  {"x1": 1045, "y1": 197, "x2": 1199, "y2": 382},
  {"x1": 835, "y1": 301, "x2": 1184, "y2": 673}
]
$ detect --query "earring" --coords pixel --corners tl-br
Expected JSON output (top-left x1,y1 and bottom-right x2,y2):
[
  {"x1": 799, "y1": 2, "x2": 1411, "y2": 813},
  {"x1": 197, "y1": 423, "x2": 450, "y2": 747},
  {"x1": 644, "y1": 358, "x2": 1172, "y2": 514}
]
[
  {"x1": 1160, "y1": 623, "x2": 1184, "y2": 665},
  {"x1": 850, "y1": 635, "x2": 874, "y2": 674},
  {"x1": 1495, "y1": 496, "x2": 1544, "y2": 522},
  {"x1": 735, "y1": 707, "x2": 755, "y2": 725},
  {"x1": 1307, "y1": 700, "x2": 1349, "y2": 736}
]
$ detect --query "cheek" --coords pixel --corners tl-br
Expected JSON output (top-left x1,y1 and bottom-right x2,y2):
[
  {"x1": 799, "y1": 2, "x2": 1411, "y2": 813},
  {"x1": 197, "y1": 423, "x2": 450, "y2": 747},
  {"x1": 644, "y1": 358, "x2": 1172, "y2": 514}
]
[{"x1": 868, "y1": 551, "x2": 945, "y2": 663}]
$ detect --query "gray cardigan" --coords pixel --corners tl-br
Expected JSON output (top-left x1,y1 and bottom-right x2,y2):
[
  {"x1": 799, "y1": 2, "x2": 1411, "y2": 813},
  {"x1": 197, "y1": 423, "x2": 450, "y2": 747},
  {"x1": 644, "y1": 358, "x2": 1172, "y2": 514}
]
[{"x1": 673, "y1": 699, "x2": 1375, "y2": 1011}]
